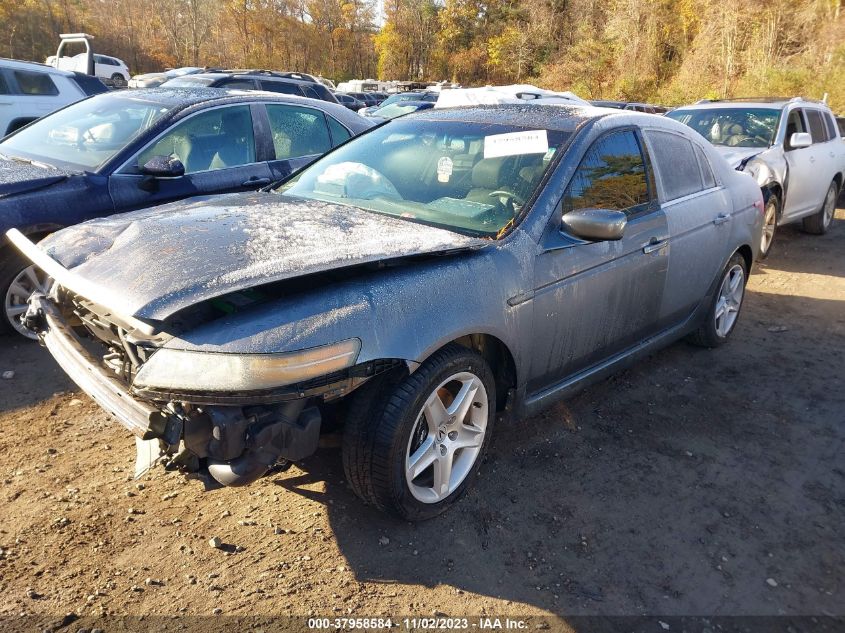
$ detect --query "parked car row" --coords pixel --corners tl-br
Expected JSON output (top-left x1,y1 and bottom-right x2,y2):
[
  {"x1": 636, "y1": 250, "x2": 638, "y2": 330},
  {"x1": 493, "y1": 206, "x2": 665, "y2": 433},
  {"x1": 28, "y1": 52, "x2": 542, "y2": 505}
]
[
  {"x1": 0, "y1": 58, "x2": 107, "y2": 136},
  {"x1": 0, "y1": 80, "x2": 842, "y2": 521},
  {"x1": 0, "y1": 88, "x2": 372, "y2": 337}
]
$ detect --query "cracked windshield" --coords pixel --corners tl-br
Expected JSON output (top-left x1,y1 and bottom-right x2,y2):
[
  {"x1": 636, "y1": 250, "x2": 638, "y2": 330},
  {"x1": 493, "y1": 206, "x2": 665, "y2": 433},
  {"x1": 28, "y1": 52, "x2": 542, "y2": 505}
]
[{"x1": 666, "y1": 107, "x2": 781, "y2": 148}]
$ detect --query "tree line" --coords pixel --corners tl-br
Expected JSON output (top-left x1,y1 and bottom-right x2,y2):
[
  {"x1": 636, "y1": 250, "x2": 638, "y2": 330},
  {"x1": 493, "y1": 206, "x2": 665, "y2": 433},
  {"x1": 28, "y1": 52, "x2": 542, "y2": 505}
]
[{"x1": 2, "y1": 0, "x2": 843, "y2": 109}]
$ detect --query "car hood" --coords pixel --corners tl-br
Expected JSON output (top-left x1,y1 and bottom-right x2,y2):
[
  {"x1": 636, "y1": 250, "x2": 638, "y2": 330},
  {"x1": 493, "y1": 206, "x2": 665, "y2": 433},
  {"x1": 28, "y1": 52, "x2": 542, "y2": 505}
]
[
  {"x1": 711, "y1": 146, "x2": 763, "y2": 169},
  {"x1": 40, "y1": 192, "x2": 487, "y2": 322},
  {"x1": 0, "y1": 157, "x2": 72, "y2": 197},
  {"x1": 132, "y1": 72, "x2": 166, "y2": 80}
]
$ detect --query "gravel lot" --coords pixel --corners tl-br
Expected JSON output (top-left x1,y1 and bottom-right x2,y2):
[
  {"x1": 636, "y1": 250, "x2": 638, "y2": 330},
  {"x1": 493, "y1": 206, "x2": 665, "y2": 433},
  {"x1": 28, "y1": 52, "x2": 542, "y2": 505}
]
[{"x1": 0, "y1": 207, "x2": 843, "y2": 623}]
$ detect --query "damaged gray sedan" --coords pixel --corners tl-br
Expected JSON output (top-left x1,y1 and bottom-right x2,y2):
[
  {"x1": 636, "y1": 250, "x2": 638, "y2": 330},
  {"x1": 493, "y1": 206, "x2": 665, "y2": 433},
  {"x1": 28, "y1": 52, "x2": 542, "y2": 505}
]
[{"x1": 8, "y1": 105, "x2": 764, "y2": 520}]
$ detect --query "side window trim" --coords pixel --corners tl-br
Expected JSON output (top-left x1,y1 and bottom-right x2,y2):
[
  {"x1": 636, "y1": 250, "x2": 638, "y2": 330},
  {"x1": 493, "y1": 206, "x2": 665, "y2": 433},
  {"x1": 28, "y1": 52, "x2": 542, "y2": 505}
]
[
  {"x1": 325, "y1": 114, "x2": 352, "y2": 146},
  {"x1": 632, "y1": 127, "x2": 659, "y2": 217},
  {"x1": 692, "y1": 143, "x2": 719, "y2": 192},
  {"x1": 250, "y1": 102, "x2": 275, "y2": 162}
]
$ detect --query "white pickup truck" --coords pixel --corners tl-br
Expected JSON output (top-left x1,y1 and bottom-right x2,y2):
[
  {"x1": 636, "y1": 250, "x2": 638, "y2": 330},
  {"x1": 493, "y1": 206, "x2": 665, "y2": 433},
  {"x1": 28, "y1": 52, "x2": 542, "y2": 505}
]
[{"x1": 667, "y1": 97, "x2": 845, "y2": 257}]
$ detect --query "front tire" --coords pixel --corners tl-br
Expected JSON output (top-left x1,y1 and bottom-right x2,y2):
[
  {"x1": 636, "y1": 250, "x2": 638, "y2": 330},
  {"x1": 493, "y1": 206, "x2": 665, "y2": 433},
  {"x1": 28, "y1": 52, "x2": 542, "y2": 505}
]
[
  {"x1": 687, "y1": 252, "x2": 748, "y2": 348},
  {"x1": 759, "y1": 193, "x2": 779, "y2": 259},
  {"x1": 802, "y1": 181, "x2": 837, "y2": 235},
  {"x1": 110, "y1": 73, "x2": 127, "y2": 88},
  {"x1": 342, "y1": 344, "x2": 495, "y2": 520},
  {"x1": 1, "y1": 256, "x2": 50, "y2": 339}
]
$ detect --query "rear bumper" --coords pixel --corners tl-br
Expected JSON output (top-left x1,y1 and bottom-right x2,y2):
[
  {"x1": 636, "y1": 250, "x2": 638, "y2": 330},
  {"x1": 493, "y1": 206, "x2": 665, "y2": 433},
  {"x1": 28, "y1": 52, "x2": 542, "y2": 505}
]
[{"x1": 33, "y1": 296, "x2": 168, "y2": 440}]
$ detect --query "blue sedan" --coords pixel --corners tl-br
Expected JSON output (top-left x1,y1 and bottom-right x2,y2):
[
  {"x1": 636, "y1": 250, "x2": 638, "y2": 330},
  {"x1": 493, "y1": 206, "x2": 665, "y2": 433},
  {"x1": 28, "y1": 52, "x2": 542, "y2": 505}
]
[{"x1": 0, "y1": 88, "x2": 372, "y2": 337}]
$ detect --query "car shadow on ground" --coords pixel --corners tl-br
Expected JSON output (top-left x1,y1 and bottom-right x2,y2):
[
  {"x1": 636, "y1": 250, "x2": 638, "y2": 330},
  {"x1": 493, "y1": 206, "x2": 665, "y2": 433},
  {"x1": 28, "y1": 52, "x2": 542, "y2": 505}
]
[
  {"x1": 757, "y1": 211, "x2": 845, "y2": 278},
  {"x1": 0, "y1": 334, "x2": 74, "y2": 414},
  {"x1": 274, "y1": 286, "x2": 845, "y2": 616}
]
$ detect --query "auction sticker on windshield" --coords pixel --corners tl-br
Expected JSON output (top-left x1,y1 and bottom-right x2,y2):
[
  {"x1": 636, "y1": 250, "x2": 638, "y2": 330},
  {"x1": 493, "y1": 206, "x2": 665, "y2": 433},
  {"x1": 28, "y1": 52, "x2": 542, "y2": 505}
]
[
  {"x1": 484, "y1": 130, "x2": 548, "y2": 159},
  {"x1": 437, "y1": 156, "x2": 453, "y2": 182}
]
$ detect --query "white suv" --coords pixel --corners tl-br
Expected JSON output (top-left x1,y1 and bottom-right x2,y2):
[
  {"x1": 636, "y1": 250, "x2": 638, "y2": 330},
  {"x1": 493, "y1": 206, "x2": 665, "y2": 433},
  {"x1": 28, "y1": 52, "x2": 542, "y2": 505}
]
[
  {"x1": 47, "y1": 53, "x2": 130, "y2": 88},
  {"x1": 0, "y1": 58, "x2": 107, "y2": 137},
  {"x1": 667, "y1": 98, "x2": 844, "y2": 257}
]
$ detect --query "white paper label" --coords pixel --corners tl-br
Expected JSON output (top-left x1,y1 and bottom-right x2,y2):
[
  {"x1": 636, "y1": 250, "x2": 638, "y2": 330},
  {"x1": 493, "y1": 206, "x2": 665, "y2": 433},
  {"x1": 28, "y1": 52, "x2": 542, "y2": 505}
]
[
  {"x1": 437, "y1": 156, "x2": 454, "y2": 183},
  {"x1": 484, "y1": 130, "x2": 549, "y2": 159}
]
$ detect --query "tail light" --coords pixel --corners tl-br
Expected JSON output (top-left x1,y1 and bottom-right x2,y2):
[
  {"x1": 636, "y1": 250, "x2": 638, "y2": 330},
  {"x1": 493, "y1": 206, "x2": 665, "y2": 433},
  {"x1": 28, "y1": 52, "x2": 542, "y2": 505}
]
[{"x1": 753, "y1": 196, "x2": 765, "y2": 215}]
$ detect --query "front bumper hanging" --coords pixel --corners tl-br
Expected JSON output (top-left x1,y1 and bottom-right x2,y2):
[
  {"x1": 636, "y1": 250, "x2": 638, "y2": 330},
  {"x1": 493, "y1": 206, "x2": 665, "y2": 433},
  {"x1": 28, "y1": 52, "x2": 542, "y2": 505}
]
[{"x1": 30, "y1": 295, "x2": 169, "y2": 440}]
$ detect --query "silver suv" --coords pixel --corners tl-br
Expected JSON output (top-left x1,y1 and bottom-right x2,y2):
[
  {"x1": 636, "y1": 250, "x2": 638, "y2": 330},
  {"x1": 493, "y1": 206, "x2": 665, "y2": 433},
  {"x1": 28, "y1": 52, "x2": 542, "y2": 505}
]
[{"x1": 667, "y1": 97, "x2": 844, "y2": 257}]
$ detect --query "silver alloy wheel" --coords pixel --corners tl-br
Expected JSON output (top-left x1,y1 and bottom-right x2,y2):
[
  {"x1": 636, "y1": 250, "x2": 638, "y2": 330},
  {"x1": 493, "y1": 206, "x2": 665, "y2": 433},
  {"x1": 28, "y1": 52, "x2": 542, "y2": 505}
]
[
  {"x1": 714, "y1": 264, "x2": 745, "y2": 338},
  {"x1": 4, "y1": 265, "x2": 51, "y2": 339},
  {"x1": 405, "y1": 371, "x2": 489, "y2": 504},
  {"x1": 822, "y1": 184, "x2": 836, "y2": 230},
  {"x1": 761, "y1": 198, "x2": 777, "y2": 254}
]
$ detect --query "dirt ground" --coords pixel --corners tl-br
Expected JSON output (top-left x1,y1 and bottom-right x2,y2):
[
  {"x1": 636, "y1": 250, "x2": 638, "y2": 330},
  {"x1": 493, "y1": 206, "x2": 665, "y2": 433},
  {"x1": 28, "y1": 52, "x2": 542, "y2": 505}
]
[{"x1": 0, "y1": 207, "x2": 843, "y2": 626}]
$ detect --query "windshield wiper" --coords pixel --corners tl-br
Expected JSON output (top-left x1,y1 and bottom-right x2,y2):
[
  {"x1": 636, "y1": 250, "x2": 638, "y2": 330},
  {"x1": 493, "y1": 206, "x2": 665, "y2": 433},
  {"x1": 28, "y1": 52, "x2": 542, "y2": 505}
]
[{"x1": 0, "y1": 153, "x2": 47, "y2": 168}]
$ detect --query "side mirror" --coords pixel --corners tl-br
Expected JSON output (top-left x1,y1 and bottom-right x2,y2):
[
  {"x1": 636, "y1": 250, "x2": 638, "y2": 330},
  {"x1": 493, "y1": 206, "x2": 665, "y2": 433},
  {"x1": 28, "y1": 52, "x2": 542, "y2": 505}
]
[
  {"x1": 562, "y1": 208, "x2": 627, "y2": 241},
  {"x1": 140, "y1": 155, "x2": 185, "y2": 178},
  {"x1": 788, "y1": 132, "x2": 812, "y2": 150}
]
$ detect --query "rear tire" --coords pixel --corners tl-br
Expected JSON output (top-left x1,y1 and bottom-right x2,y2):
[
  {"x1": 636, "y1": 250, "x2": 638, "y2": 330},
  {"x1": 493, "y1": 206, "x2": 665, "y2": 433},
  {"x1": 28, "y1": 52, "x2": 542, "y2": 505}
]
[
  {"x1": 687, "y1": 252, "x2": 748, "y2": 348},
  {"x1": 802, "y1": 181, "x2": 837, "y2": 235},
  {"x1": 342, "y1": 343, "x2": 495, "y2": 520}
]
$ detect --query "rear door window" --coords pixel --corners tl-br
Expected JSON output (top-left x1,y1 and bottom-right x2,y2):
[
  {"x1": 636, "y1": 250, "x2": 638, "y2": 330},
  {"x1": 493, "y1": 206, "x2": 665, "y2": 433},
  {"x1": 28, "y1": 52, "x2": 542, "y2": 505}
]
[
  {"x1": 0, "y1": 73, "x2": 9, "y2": 95},
  {"x1": 563, "y1": 129, "x2": 651, "y2": 216},
  {"x1": 645, "y1": 130, "x2": 703, "y2": 201},
  {"x1": 694, "y1": 144, "x2": 717, "y2": 189},
  {"x1": 260, "y1": 80, "x2": 302, "y2": 96},
  {"x1": 823, "y1": 112, "x2": 838, "y2": 140},
  {"x1": 13, "y1": 71, "x2": 59, "y2": 96},
  {"x1": 220, "y1": 79, "x2": 257, "y2": 89},
  {"x1": 806, "y1": 109, "x2": 828, "y2": 143},
  {"x1": 265, "y1": 104, "x2": 331, "y2": 159}
]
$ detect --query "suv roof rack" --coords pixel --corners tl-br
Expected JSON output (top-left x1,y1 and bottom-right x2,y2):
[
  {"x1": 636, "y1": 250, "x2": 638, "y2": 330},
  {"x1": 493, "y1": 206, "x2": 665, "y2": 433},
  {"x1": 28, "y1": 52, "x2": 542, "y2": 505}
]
[
  {"x1": 224, "y1": 69, "x2": 297, "y2": 79},
  {"x1": 695, "y1": 96, "x2": 827, "y2": 105}
]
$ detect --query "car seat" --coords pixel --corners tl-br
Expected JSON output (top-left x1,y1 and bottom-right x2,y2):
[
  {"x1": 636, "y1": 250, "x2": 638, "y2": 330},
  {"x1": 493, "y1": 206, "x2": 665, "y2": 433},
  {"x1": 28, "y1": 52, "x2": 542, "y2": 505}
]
[
  {"x1": 465, "y1": 156, "x2": 519, "y2": 212},
  {"x1": 209, "y1": 109, "x2": 254, "y2": 169}
]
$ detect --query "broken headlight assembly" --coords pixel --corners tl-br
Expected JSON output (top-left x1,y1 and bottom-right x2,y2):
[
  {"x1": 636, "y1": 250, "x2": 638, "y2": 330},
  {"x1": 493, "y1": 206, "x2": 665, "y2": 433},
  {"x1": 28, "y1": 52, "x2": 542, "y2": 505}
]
[{"x1": 132, "y1": 338, "x2": 361, "y2": 392}]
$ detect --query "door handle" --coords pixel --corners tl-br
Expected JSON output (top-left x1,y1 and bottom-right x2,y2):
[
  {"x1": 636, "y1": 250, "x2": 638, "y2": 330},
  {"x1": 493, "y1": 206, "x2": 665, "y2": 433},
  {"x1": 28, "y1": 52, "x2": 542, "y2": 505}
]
[
  {"x1": 809, "y1": 156, "x2": 815, "y2": 163},
  {"x1": 642, "y1": 239, "x2": 667, "y2": 254},
  {"x1": 241, "y1": 177, "x2": 271, "y2": 187},
  {"x1": 713, "y1": 213, "x2": 731, "y2": 225}
]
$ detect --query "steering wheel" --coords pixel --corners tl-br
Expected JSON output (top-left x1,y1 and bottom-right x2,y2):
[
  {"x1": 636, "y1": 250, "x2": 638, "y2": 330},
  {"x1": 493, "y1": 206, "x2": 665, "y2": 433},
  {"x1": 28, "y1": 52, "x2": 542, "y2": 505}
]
[
  {"x1": 488, "y1": 189, "x2": 526, "y2": 212},
  {"x1": 726, "y1": 134, "x2": 762, "y2": 147}
]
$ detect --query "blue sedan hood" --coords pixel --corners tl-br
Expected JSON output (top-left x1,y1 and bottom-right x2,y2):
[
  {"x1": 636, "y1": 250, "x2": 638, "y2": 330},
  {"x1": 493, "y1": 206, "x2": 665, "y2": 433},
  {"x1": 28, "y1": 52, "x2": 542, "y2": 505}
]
[
  {"x1": 40, "y1": 192, "x2": 486, "y2": 322},
  {"x1": 0, "y1": 157, "x2": 71, "y2": 198}
]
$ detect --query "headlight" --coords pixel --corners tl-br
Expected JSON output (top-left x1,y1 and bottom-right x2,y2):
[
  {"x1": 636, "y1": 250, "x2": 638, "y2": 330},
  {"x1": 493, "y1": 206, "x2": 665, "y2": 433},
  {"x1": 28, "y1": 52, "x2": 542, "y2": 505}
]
[{"x1": 133, "y1": 339, "x2": 361, "y2": 392}]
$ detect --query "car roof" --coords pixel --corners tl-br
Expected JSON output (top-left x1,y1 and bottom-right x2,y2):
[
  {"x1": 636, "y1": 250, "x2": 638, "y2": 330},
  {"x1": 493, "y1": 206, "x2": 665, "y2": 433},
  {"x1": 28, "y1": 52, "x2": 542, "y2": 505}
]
[
  {"x1": 97, "y1": 87, "x2": 373, "y2": 132},
  {"x1": 89, "y1": 87, "x2": 342, "y2": 111},
  {"x1": 185, "y1": 72, "x2": 314, "y2": 86},
  {"x1": 673, "y1": 98, "x2": 831, "y2": 112},
  {"x1": 0, "y1": 57, "x2": 75, "y2": 77},
  {"x1": 404, "y1": 104, "x2": 598, "y2": 131}
]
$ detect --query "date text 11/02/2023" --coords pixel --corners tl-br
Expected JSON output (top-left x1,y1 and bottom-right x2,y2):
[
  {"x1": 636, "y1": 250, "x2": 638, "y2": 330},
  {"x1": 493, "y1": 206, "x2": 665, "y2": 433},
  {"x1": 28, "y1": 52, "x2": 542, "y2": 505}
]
[{"x1": 307, "y1": 617, "x2": 530, "y2": 629}]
